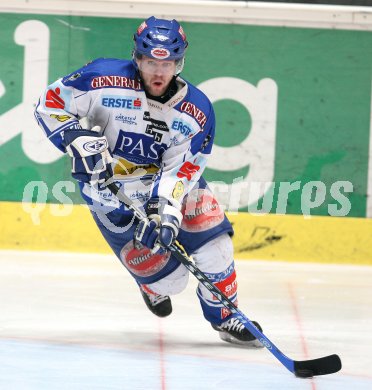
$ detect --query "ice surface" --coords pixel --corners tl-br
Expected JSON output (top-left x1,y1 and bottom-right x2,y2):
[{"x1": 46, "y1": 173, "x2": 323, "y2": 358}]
[{"x1": 0, "y1": 250, "x2": 371, "y2": 389}]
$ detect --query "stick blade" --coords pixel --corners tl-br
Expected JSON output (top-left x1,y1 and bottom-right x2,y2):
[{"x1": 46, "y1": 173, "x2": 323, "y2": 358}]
[{"x1": 294, "y1": 354, "x2": 342, "y2": 378}]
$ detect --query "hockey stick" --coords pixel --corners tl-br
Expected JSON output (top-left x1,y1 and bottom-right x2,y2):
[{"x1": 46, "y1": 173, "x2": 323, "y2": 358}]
[{"x1": 106, "y1": 179, "x2": 341, "y2": 378}]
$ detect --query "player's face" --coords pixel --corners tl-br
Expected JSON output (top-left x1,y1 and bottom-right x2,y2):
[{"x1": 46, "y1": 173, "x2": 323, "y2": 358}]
[{"x1": 137, "y1": 56, "x2": 176, "y2": 96}]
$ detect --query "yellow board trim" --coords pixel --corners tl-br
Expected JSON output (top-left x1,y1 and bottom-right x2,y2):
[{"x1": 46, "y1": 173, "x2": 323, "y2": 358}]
[
  {"x1": 1, "y1": 202, "x2": 371, "y2": 265},
  {"x1": 0, "y1": 202, "x2": 110, "y2": 254},
  {"x1": 228, "y1": 212, "x2": 372, "y2": 264}
]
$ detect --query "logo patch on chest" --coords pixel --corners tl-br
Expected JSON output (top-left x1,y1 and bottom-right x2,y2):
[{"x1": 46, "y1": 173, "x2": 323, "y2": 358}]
[
  {"x1": 101, "y1": 95, "x2": 142, "y2": 109},
  {"x1": 114, "y1": 130, "x2": 167, "y2": 165},
  {"x1": 143, "y1": 111, "x2": 169, "y2": 143}
]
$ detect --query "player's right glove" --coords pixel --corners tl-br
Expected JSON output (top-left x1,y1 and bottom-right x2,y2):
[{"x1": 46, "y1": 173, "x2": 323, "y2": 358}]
[{"x1": 64, "y1": 128, "x2": 113, "y2": 185}]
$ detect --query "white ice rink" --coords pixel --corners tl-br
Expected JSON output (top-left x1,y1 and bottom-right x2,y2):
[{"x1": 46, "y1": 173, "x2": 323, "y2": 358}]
[{"x1": 0, "y1": 250, "x2": 371, "y2": 390}]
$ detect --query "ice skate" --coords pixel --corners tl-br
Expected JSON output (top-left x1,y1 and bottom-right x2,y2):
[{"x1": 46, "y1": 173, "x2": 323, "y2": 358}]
[
  {"x1": 139, "y1": 285, "x2": 172, "y2": 318},
  {"x1": 212, "y1": 316, "x2": 263, "y2": 347}
]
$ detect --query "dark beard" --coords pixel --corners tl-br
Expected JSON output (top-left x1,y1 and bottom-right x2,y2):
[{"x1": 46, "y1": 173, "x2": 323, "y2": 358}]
[{"x1": 143, "y1": 76, "x2": 178, "y2": 104}]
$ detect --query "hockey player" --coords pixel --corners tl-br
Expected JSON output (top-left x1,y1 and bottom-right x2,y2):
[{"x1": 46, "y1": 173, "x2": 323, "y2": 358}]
[{"x1": 34, "y1": 16, "x2": 262, "y2": 346}]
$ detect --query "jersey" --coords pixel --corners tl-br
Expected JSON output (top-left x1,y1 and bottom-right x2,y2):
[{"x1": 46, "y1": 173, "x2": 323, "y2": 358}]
[
  {"x1": 34, "y1": 57, "x2": 215, "y2": 213},
  {"x1": 34, "y1": 57, "x2": 233, "y2": 284}
]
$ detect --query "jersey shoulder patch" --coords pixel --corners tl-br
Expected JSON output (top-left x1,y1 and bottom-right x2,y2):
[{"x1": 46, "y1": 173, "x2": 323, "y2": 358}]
[
  {"x1": 176, "y1": 81, "x2": 213, "y2": 129},
  {"x1": 62, "y1": 58, "x2": 138, "y2": 91}
]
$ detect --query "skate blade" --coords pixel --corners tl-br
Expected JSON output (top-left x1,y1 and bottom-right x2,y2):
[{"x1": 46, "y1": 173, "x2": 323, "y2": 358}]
[{"x1": 218, "y1": 331, "x2": 264, "y2": 348}]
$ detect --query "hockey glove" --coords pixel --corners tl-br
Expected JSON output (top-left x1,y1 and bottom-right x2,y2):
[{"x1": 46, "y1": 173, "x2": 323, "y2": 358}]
[
  {"x1": 64, "y1": 129, "x2": 113, "y2": 185},
  {"x1": 134, "y1": 198, "x2": 183, "y2": 252}
]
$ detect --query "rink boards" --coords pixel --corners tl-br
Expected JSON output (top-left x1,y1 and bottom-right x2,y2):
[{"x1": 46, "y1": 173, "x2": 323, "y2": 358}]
[
  {"x1": 1, "y1": 2, "x2": 371, "y2": 266},
  {"x1": 1, "y1": 202, "x2": 371, "y2": 265}
]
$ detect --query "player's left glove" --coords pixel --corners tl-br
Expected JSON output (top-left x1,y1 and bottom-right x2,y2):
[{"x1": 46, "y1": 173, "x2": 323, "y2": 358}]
[
  {"x1": 134, "y1": 197, "x2": 183, "y2": 251},
  {"x1": 64, "y1": 128, "x2": 113, "y2": 185}
]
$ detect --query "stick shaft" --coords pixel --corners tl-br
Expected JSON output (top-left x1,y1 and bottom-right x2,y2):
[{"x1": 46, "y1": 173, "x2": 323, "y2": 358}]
[{"x1": 107, "y1": 180, "x2": 341, "y2": 377}]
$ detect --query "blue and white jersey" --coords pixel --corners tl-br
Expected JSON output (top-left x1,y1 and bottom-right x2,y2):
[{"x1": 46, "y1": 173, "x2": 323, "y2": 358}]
[{"x1": 35, "y1": 58, "x2": 215, "y2": 211}]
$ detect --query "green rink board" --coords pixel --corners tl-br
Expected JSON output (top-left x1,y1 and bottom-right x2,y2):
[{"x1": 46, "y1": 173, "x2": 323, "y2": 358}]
[{"x1": 0, "y1": 13, "x2": 371, "y2": 217}]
